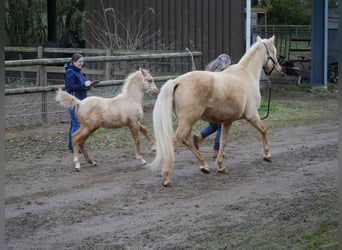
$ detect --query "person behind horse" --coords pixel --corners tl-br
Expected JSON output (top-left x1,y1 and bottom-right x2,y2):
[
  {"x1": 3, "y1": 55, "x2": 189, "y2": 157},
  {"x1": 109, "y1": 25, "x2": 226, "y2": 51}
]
[
  {"x1": 193, "y1": 53, "x2": 232, "y2": 158},
  {"x1": 64, "y1": 53, "x2": 92, "y2": 152}
]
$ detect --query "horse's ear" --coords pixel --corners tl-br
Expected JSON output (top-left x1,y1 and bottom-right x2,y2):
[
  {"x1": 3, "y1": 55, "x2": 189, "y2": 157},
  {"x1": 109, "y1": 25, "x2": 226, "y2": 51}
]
[
  {"x1": 270, "y1": 35, "x2": 275, "y2": 43},
  {"x1": 257, "y1": 35, "x2": 262, "y2": 42}
]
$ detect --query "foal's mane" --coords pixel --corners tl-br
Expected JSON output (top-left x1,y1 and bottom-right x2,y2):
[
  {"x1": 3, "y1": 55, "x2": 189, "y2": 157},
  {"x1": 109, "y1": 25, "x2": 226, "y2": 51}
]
[{"x1": 121, "y1": 70, "x2": 142, "y2": 94}]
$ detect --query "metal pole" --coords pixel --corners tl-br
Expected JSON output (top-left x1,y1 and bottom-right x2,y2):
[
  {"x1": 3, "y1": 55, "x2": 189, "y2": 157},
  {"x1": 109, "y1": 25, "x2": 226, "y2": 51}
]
[
  {"x1": 245, "y1": 0, "x2": 251, "y2": 51},
  {"x1": 47, "y1": 0, "x2": 57, "y2": 42}
]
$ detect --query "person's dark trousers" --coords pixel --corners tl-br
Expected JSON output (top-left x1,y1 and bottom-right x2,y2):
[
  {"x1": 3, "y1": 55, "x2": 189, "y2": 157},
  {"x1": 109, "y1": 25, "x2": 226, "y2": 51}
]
[
  {"x1": 68, "y1": 107, "x2": 80, "y2": 152},
  {"x1": 200, "y1": 123, "x2": 221, "y2": 150}
]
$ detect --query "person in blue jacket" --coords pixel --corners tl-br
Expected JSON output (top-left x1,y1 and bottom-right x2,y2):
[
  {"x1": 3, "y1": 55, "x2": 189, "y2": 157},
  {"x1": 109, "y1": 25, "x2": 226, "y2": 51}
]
[
  {"x1": 193, "y1": 53, "x2": 232, "y2": 158},
  {"x1": 64, "y1": 53, "x2": 92, "y2": 152}
]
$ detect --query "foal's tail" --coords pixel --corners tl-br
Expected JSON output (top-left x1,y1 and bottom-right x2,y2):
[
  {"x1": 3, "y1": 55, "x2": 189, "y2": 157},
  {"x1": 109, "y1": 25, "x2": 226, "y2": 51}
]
[
  {"x1": 149, "y1": 79, "x2": 177, "y2": 171},
  {"x1": 55, "y1": 88, "x2": 81, "y2": 108}
]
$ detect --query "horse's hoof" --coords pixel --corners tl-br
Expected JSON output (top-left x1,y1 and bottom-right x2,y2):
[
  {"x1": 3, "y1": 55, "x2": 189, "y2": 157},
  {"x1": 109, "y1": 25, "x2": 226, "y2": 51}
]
[
  {"x1": 263, "y1": 157, "x2": 272, "y2": 162},
  {"x1": 91, "y1": 161, "x2": 97, "y2": 166},
  {"x1": 200, "y1": 167, "x2": 210, "y2": 174},
  {"x1": 74, "y1": 161, "x2": 81, "y2": 171},
  {"x1": 162, "y1": 182, "x2": 171, "y2": 187},
  {"x1": 218, "y1": 168, "x2": 225, "y2": 173}
]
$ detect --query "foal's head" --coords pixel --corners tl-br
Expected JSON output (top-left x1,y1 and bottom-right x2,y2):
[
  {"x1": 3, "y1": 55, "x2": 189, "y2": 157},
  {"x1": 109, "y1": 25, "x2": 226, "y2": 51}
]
[{"x1": 139, "y1": 68, "x2": 159, "y2": 96}]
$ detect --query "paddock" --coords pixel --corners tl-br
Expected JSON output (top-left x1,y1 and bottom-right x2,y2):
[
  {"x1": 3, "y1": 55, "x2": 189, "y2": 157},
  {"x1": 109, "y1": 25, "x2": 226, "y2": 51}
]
[{"x1": 5, "y1": 86, "x2": 338, "y2": 248}]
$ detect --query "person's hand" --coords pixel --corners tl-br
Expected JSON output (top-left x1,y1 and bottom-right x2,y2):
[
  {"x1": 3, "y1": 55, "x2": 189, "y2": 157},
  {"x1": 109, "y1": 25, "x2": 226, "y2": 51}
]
[
  {"x1": 85, "y1": 80, "x2": 92, "y2": 89},
  {"x1": 85, "y1": 80, "x2": 92, "y2": 87}
]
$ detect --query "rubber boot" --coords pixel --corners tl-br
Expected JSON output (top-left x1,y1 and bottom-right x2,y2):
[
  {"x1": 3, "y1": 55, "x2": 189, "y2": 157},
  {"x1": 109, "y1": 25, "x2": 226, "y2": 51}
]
[{"x1": 192, "y1": 134, "x2": 203, "y2": 150}]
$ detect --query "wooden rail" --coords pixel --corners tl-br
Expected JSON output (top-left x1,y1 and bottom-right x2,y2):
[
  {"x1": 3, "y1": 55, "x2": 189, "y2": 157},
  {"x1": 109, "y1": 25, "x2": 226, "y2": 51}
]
[
  {"x1": 5, "y1": 75, "x2": 177, "y2": 95},
  {"x1": 5, "y1": 46, "x2": 202, "y2": 87}
]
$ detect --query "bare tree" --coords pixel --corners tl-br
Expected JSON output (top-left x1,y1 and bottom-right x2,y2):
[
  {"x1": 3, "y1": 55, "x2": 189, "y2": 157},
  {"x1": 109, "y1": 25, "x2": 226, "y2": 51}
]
[{"x1": 84, "y1": 0, "x2": 163, "y2": 50}]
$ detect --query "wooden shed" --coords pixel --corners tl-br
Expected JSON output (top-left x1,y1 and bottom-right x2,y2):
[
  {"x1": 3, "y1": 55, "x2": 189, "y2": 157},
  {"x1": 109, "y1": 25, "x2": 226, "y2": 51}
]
[{"x1": 84, "y1": 0, "x2": 245, "y2": 69}]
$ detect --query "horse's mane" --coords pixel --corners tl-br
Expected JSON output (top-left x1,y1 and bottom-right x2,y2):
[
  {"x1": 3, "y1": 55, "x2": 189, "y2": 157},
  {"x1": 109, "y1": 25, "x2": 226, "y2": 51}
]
[{"x1": 238, "y1": 39, "x2": 265, "y2": 67}]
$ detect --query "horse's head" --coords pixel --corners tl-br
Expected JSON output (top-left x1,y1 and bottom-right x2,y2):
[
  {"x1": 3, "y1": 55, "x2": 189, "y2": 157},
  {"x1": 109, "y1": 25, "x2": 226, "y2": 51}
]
[
  {"x1": 258, "y1": 35, "x2": 283, "y2": 76},
  {"x1": 139, "y1": 68, "x2": 159, "y2": 96}
]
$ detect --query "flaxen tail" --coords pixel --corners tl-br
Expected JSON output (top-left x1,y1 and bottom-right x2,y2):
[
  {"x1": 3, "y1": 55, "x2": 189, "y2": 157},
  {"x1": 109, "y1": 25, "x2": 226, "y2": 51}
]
[
  {"x1": 55, "y1": 88, "x2": 81, "y2": 108},
  {"x1": 148, "y1": 79, "x2": 178, "y2": 171}
]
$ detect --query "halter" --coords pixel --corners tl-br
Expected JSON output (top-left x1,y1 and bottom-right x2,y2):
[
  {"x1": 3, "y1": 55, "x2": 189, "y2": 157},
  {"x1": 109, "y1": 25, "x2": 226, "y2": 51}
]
[
  {"x1": 140, "y1": 70, "x2": 155, "y2": 95},
  {"x1": 262, "y1": 42, "x2": 278, "y2": 76},
  {"x1": 260, "y1": 42, "x2": 277, "y2": 120}
]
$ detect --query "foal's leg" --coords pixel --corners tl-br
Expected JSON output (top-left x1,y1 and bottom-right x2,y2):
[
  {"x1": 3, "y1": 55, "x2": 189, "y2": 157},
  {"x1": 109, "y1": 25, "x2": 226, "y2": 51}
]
[
  {"x1": 174, "y1": 120, "x2": 210, "y2": 173},
  {"x1": 72, "y1": 126, "x2": 96, "y2": 170},
  {"x1": 128, "y1": 121, "x2": 146, "y2": 164},
  {"x1": 246, "y1": 116, "x2": 271, "y2": 161},
  {"x1": 216, "y1": 123, "x2": 232, "y2": 173},
  {"x1": 78, "y1": 129, "x2": 97, "y2": 166},
  {"x1": 138, "y1": 122, "x2": 154, "y2": 146}
]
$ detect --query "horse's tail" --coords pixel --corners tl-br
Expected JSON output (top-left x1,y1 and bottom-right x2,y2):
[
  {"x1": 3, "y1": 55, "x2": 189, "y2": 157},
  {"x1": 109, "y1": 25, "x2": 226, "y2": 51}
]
[
  {"x1": 149, "y1": 79, "x2": 178, "y2": 171},
  {"x1": 55, "y1": 88, "x2": 81, "y2": 108}
]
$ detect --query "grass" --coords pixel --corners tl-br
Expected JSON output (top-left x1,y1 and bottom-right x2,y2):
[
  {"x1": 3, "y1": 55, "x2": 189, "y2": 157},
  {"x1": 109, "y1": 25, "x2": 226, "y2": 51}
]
[
  {"x1": 197, "y1": 189, "x2": 338, "y2": 250},
  {"x1": 83, "y1": 84, "x2": 337, "y2": 146},
  {"x1": 225, "y1": 221, "x2": 337, "y2": 250}
]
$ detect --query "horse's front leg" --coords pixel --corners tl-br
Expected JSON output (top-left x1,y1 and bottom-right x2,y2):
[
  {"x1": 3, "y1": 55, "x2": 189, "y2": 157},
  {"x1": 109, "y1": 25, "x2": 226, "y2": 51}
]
[
  {"x1": 247, "y1": 116, "x2": 271, "y2": 161},
  {"x1": 216, "y1": 123, "x2": 232, "y2": 173},
  {"x1": 128, "y1": 122, "x2": 146, "y2": 165}
]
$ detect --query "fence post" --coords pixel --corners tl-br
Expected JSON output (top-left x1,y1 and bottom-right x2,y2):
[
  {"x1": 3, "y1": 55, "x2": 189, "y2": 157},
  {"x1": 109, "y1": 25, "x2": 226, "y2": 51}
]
[
  {"x1": 19, "y1": 53, "x2": 24, "y2": 80},
  {"x1": 37, "y1": 46, "x2": 48, "y2": 122},
  {"x1": 105, "y1": 48, "x2": 112, "y2": 80},
  {"x1": 36, "y1": 46, "x2": 43, "y2": 87}
]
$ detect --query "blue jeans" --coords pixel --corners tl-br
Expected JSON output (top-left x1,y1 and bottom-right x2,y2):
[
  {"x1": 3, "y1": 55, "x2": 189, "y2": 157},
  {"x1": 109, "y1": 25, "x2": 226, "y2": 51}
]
[
  {"x1": 68, "y1": 107, "x2": 80, "y2": 151},
  {"x1": 200, "y1": 123, "x2": 221, "y2": 150}
]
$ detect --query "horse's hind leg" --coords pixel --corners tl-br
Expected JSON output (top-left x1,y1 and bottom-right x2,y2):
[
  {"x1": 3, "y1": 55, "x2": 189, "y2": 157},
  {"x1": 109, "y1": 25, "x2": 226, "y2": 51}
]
[
  {"x1": 78, "y1": 131, "x2": 97, "y2": 166},
  {"x1": 128, "y1": 122, "x2": 146, "y2": 165},
  {"x1": 247, "y1": 116, "x2": 271, "y2": 161},
  {"x1": 175, "y1": 120, "x2": 210, "y2": 173},
  {"x1": 72, "y1": 127, "x2": 96, "y2": 170}
]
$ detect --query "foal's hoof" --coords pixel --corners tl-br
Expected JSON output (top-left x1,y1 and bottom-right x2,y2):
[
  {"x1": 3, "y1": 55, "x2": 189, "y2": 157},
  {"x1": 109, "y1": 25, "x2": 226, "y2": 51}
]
[
  {"x1": 200, "y1": 167, "x2": 210, "y2": 174},
  {"x1": 263, "y1": 157, "x2": 272, "y2": 162},
  {"x1": 74, "y1": 166, "x2": 81, "y2": 172},
  {"x1": 218, "y1": 168, "x2": 225, "y2": 173},
  {"x1": 90, "y1": 161, "x2": 97, "y2": 166}
]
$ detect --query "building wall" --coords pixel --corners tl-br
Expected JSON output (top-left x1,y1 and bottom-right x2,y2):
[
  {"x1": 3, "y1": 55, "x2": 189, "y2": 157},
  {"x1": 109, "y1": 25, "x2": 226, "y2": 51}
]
[{"x1": 84, "y1": 0, "x2": 245, "y2": 68}]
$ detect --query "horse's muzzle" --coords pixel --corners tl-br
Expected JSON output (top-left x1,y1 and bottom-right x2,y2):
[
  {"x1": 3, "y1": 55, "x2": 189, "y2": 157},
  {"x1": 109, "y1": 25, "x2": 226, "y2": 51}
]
[{"x1": 147, "y1": 87, "x2": 159, "y2": 96}]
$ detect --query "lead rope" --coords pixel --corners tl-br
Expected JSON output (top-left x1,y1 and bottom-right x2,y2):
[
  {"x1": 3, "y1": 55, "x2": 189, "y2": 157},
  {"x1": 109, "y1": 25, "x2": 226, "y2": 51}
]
[
  {"x1": 185, "y1": 48, "x2": 196, "y2": 71},
  {"x1": 261, "y1": 77, "x2": 272, "y2": 120},
  {"x1": 260, "y1": 42, "x2": 277, "y2": 120}
]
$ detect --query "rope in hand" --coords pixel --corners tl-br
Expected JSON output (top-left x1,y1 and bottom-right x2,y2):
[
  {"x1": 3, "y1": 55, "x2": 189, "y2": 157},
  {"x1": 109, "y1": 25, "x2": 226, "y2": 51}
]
[{"x1": 261, "y1": 77, "x2": 272, "y2": 120}]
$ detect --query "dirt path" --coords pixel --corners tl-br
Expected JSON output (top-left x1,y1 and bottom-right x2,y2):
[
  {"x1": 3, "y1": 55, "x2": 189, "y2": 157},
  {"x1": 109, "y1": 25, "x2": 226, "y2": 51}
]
[{"x1": 5, "y1": 90, "x2": 338, "y2": 249}]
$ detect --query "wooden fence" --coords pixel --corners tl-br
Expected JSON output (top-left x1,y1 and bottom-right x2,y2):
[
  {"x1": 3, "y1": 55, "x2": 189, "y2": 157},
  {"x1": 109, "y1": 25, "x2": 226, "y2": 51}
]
[{"x1": 5, "y1": 47, "x2": 202, "y2": 127}]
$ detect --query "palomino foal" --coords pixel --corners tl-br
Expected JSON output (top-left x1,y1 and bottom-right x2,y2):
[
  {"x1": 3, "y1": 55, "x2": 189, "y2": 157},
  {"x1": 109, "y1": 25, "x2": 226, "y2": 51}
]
[{"x1": 56, "y1": 68, "x2": 158, "y2": 171}]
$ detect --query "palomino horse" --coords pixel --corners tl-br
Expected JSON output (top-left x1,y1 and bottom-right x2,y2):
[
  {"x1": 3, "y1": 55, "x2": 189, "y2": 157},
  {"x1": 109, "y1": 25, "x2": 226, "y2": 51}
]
[
  {"x1": 149, "y1": 36, "x2": 282, "y2": 186},
  {"x1": 56, "y1": 68, "x2": 159, "y2": 171}
]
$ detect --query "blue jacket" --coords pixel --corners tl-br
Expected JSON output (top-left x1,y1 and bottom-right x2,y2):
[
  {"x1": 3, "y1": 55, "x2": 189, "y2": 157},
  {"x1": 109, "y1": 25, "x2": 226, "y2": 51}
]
[{"x1": 64, "y1": 64, "x2": 87, "y2": 100}]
